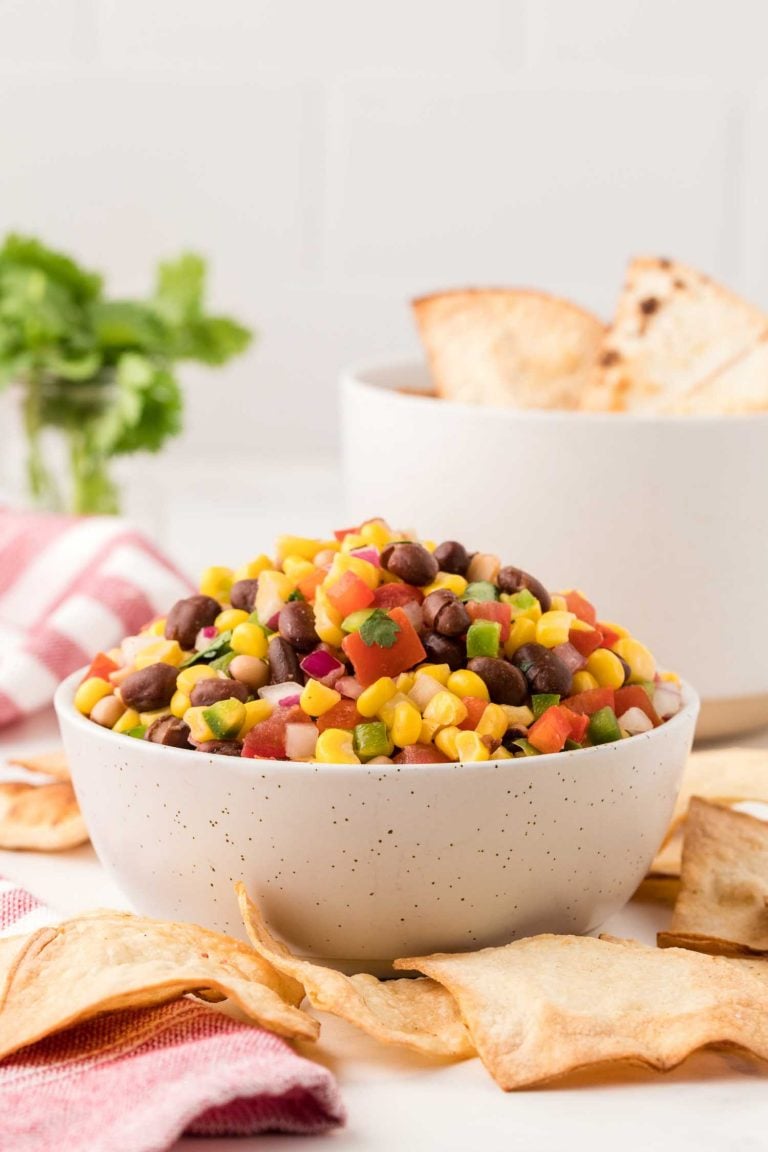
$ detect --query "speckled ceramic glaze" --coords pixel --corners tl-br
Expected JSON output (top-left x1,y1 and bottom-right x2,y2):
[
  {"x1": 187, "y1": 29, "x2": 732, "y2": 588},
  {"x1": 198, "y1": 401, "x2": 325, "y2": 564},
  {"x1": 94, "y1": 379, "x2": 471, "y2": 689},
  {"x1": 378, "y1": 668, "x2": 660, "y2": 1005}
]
[{"x1": 55, "y1": 669, "x2": 698, "y2": 972}]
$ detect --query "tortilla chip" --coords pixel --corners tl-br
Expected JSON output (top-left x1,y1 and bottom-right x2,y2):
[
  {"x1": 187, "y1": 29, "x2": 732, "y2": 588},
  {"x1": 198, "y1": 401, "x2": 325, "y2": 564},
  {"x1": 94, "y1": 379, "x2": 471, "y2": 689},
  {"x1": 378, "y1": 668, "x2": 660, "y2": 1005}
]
[
  {"x1": 0, "y1": 908, "x2": 317, "y2": 1060},
  {"x1": 396, "y1": 934, "x2": 768, "y2": 1089},
  {"x1": 669, "y1": 333, "x2": 768, "y2": 414},
  {"x1": 658, "y1": 799, "x2": 768, "y2": 956},
  {"x1": 0, "y1": 781, "x2": 88, "y2": 851},
  {"x1": 632, "y1": 875, "x2": 680, "y2": 905},
  {"x1": 6, "y1": 751, "x2": 70, "y2": 781},
  {"x1": 236, "y1": 883, "x2": 473, "y2": 1059},
  {"x1": 413, "y1": 289, "x2": 604, "y2": 411}
]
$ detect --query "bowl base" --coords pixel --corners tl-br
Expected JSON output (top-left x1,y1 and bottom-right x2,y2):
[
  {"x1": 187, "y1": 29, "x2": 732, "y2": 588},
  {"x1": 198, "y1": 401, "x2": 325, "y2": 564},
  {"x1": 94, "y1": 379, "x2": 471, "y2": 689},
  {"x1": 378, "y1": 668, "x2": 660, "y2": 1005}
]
[{"x1": 696, "y1": 693, "x2": 768, "y2": 741}]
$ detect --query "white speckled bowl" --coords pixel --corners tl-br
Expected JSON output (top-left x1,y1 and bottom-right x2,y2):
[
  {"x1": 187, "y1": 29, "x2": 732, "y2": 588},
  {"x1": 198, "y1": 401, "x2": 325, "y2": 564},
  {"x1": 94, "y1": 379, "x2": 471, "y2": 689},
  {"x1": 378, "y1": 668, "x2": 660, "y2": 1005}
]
[{"x1": 55, "y1": 669, "x2": 698, "y2": 973}]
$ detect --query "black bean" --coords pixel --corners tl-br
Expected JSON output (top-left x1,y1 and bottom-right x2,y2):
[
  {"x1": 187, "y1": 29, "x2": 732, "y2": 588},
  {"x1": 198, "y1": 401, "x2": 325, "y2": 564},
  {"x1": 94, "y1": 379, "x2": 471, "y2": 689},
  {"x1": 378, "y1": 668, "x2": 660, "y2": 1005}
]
[
  {"x1": 164, "y1": 595, "x2": 221, "y2": 650},
  {"x1": 145, "y1": 714, "x2": 193, "y2": 749},
  {"x1": 193, "y1": 740, "x2": 243, "y2": 756},
  {"x1": 467, "y1": 657, "x2": 528, "y2": 705},
  {"x1": 502, "y1": 727, "x2": 530, "y2": 750},
  {"x1": 422, "y1": 590, "x2": 471, "y2": 637},
  {"x1": 190, "y1": 678, "x2": 249, "y2": 707},
  {"x1": 497, "y1": 566, "x2": 552, "y2": 613},
  {"x1": 512, "y1": 643, "x2": 572, "y2": 696},
  {"x1": 120, "y1": 663, "x2": 179, "y2": 712},
  {"x1": 381, "y1": 542, "x2": 438, "y2": 586},
  {"x1": 432, "y1": 541, "x2": 470, "y2": 576},
  {"x1": 268, "y1": 636, "x2": 302, "y2": 684},
  {"x1": 421, "y1": 630, "x2": 465, "y2": 671},
  {"x1": 230, "y1": 579, "x2": 259, "y2": 613},
  {"x1": 616, "y1": 655, "x2": 632, "y2": 685},
  {"x1": 422, "y1": 589, "x2": 453, "y2": 630},
  {"x1": 278, "y1": 601, "x2": 319, "y2": 651}
]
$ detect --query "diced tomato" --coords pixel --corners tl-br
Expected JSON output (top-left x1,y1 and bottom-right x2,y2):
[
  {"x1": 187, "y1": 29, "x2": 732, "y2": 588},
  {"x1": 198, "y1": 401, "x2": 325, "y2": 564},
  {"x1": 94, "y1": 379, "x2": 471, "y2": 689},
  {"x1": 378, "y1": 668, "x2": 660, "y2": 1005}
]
[
  {"x1": 393, "y1": 743, "x2": 451, "y2": 764},
  {"x1": 562, "y1": 707, "x2": 589, "y2": 743},
  {"x1": 615, "y1": 685, "x2": 662, "y2": 727},
  {"x1": 458, "y1": 696, "x2": 488, "y2": 730},
  {"x1": 372, "y1": 582, "x2": 423, "y2": 609},
  {"x1": 597, "y1": 623, "x2": 622, "y2": 649},
  {"x1": 297, "y1": 568, "x2": 325, "y2": 602},
  {"x1": 564, "y1": 591, "x2": 597, "y2": 626},
  {"x1": 326, "y1": 570, "x2": 375, "y2": 617},
  {"x1": 527, "y1": 705, "x2": 573, "y2": 754},
  {"x1": 334, "y1": 525, "x2": 359, "y2": 541},
  {"x1": 316, "y1": 698, "x2": 364, "y2": 733},
  {"x1": 466, "y1": 600, "x2": 512, "y2": 642},
  {"x1": 342, "y1": 606, "x2": 427, "y2": 687},
  {"x1": 242, "y1": 705, "x2": 312, "y2": 760},
  {"x1": 562, "y1": 687, "x2": 615, "y2": 716},
  {"x1": 82, "y1": 652, "x2": 119, "y2": 684},
  {"x1": 568, "y1": 626, "x2": 604, "y2": 658}
]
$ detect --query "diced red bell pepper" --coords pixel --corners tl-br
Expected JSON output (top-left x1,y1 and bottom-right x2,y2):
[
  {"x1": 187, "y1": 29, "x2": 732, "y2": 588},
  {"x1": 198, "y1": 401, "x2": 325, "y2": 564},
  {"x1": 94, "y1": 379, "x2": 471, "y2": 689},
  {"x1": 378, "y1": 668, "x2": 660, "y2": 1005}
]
[
  {"x1": 527, "y1": 705, "x2": 573, "y2": 754},
  {"x1": 615, "y1": 685, "x2": 662, "y2": 727},
  {"x1": 325, "y1": 570, "x2": 375, "y2": 616},
  {"x1": 316, "y1": 698, "x2": 364, "y2": 733},
  {"x1": 372, "y1": 582, "x2": 423, "y2": 609},
  {"x1": 597, "y1": 623, "x2": 622, "y2": 648},
  {"x1": 242, "y1": 705, "x2": 312, "y2": 760},
  {"x1": 562, "y1": 686, "x2": 616, "y2": 716},
  {"x1": 568, "y1": 626, "x2": 604, "y2": 658},
  {"x1": 466, "y1": 600, "x2": 512, "y2": 642},
  {"x1": 333, "y1": 525, "x2": 360, "y2": 541},
  {"x1": 458, "y1": 696, "x2": 488, "y2": 730},
  {"x1": 297, "y1": 568, "x2": 325, "y2": 602},
  {"x1": 82, "y1": 652, "x2": 119, "y2": 684},
  {"x1": 342, "y1": 606, "x2": 427, "y2": 687},
  {"x1": 562, "y1": 707, "x2": 589, "y2": 743},
  {"x1": 564, "y1": 591, "x2": 597, "y2": 626},
  {"x1": 393, "y1": 743, "x2": 451, "y2": 764}
]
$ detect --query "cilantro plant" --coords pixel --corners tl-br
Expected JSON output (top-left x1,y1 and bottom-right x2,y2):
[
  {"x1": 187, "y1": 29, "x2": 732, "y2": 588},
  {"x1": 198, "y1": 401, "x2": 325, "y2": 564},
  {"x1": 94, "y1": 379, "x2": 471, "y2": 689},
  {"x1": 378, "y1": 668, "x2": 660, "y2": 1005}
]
[{"x1": 0, "y1": 235, "x2": 252, "y2": 514}]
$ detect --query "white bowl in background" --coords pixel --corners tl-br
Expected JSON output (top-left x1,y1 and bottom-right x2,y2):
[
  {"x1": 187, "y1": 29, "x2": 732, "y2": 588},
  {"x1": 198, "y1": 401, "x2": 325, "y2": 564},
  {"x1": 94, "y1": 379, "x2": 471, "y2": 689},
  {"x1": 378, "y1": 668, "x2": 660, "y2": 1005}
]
[
  {"x1": 341, "y1": 361, "x2": 768, "y2": 740},
  {"x1": 55, "y1": 668, "x2": 698, "y2": 974}
]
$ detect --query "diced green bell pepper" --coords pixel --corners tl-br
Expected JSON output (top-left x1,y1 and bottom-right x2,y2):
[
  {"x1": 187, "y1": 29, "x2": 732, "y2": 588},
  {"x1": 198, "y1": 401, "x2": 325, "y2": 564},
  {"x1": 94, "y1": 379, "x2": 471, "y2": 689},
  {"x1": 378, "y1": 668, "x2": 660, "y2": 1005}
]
[
  {"x1": 342, "y1": 608, "x2": 376, "y2": 633},
  {"x1": 588, "y1": 706, "x2": 623, "y2": 746},
  {"x1": 508, "y1": 588, "x2": 538, "y2": 611},
  {"x1": 532, "y1": 693, "x2": 560, "y2": 720},
  {"x1": 466, "y1": 619, "x2": 501, "y2": 658},
  {"x1": 511, "y1": 738, "x2": 540, "y2": 756},
  {"x1": 127, "y1": 725, "x2": 147, "y2": 739},
  {"x1": 564, "y1": 738, "x2": 583, "y2": 751},
  {"x1": 463, "y1": 580, "x2": 499, "y2": 603},
  {"x1": 352, "y1": 721, "x2": 393, "y2": 759},
  {"x1": 203, "y1": 698, "x2": 246, "y2": 739}
]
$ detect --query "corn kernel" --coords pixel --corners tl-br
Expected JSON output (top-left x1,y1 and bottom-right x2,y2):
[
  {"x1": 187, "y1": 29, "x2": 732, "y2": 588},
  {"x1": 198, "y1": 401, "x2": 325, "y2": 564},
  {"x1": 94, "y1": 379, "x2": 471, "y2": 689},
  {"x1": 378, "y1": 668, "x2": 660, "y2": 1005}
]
[
  {"x1": 147, "y1": 617, "x2": 167, "y2": 637},
  {"x1": 74, "y1": 676, "x2": 113, "y2": 715},
  {"x1": 199, "y1": 566, "x2": 234, "y2": 602},
  {"x1": 419, "y1": 718, "x2": 440, "y2": 743},
  {"x1": 113, "y1": 707, "x2": 140, "y2": 734},
  {"x1": 359, "y1": 519, "x2": 392, "y2": 549},
  {"x1": 176, "y1": 664, "x2": 217, "y2": 695},
  {"x1": 139, "y1": 708, "x2": 167, "y2": 726},
  {"x1": 183, "y1": 706, "x2": 215, "y2": 743},
  {"x1": 170, "y1": 690, "x2": 191, "y2": 718},
  {"x1": 135, "y1": 640, "x2": 184, "y2": 670},
  {"x1": 231, "y1": 622, "x2": 269, "y2": 659},
  {"x1": 455, "y1": 731, "x2": 490, "y2": 762},
  {"x1": 446, "y1": 669, "x2": 490, "y2": 701},
  {"x1": 275, "y1": 535, "x2": 324, "y2": 563},
  {"x1": 396, "y1": 672, "x2": 416, "y2": 694},
  {"x1": 357, "y1": 676, "x2": 397, "y2": 718},
  {"x1": 434, "y1": 725, "x2": 461, "y2": 760},
  {"x1": 326, "y1": 552, "x2": 379, "y2": 591},
  {"x1": 660, "y1": 670, "x2": 680, "y2": 683},
  {"x1": 475, "y1": 703, "x2": 507, "y2": 743},
  {"x1": 599, "y1": 620, "x2": 630, "y2": 640},
  {"x1": 282, "y1": 555, "x2": 316, "y2": 583},
  {"x1": 500, "y1": 704, "x2": 535, "y2": 728},
  {"x1": 315, "y1": 728, "x2": 361, "y2": 764},
  {"x1": 239, "y1": 698, "x2": 273, "y2": 736},
  {"x1": 571, "y1": 670, "x2": 599, "y2": 694},
  {"x1": 586, "y1": 648, "x2": 626, "y2": 689},
  {"x1": 391, "y1": 700, "x2": 422, "y2": 746},
  {"x1": 421, "y1": 573, "x2": 468, "y2": 598},
  {"x1": 300, "y1": 679, "x2": 342, "y2": 717},
  {"x1": 378, "y1": 692, "x2": 412, "y2": 727},
  {"x1": 424, "y1": 690, "x2": 468, "y2": 729},
  {"x1": 254, "y1": 570, "x2": 295, "y2": 626},
  {"x1": 536, "y1": 610, "x2": 576, "y2": 648},
  {"x1": 234, "y1": 555, "x2": 273, "y2": 581},
  {"x1": 414, "y1": 663, "x2": 451, "y2": 685},
  {"x1": 503, "y1": 617, "x2": 537, "y2": 656},
  {"x1": 549, "y1": 594, "x2": 568, "y2": 612},
  {"x1": 312, "y1": 586, "x2": 344, "y2": 646},
  {"x1": 612, "y1": 637, "x2": 656, "y2": 683},
  {"x1": 339, "y1": 532, "x2": 368, "y2": 553},
  {"x1": 493, "y1": 746, "x2": 515, "y2": 760},
  {"x1": 215, "y1": 608, "x2": 250, "y2": 631}
]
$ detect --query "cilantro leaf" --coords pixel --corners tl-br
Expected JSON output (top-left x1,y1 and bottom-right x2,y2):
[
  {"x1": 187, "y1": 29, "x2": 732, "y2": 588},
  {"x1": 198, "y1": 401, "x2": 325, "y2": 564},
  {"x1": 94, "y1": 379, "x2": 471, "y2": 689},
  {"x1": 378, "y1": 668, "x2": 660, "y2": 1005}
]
[
  {"x1": 359, "y1": 609, "x2": 401, "y2": 649},
  {"x1": 180, "y1": 630, "x2": 233, "y2": 668},
  {"x1": 93, "y1": 353, "x2": 183, "y2": 456}
]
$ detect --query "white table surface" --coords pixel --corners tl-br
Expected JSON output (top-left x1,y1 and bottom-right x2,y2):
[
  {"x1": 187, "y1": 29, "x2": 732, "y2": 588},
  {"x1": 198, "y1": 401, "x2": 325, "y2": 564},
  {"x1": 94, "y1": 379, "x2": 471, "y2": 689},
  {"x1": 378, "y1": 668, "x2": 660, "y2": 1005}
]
[{"x1": 2, "y1": 456, "x2": 768, "y2": 1152}]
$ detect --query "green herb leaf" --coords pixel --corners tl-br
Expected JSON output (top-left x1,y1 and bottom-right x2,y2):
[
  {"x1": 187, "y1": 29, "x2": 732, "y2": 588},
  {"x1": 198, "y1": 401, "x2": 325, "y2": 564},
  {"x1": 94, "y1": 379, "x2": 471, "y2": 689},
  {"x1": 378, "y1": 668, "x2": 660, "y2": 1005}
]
[
  {"x1": 359, "y1": 609, "x2": 400, "y2": 649},
  {"x1": 180, "y1": 630, "x2": 233, "y2": 668},
  {"x1": 287, "y1": 589, "x2": 306, "y2": 602}
]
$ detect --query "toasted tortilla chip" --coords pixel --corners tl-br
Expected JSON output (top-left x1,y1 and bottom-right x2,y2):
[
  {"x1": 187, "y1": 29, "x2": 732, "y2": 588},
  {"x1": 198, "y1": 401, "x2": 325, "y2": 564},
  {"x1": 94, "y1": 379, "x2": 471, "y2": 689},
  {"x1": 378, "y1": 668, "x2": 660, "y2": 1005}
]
[
  {"x1": 396, "y1": 934, "x2": 768, "y2": 1089},
  {"x1": 6, "y1": 751, "x2": 70, "y2": 781},
  {"x1": 669, "y1": 333, "x2": 768, "y2": 414},
  {"x1": 0, "y1": 781, "x2": 88, "y2": 851},
  {"x1": 581, "y1": 257, "x2": 766, "y2": 412},
  {"x1": 0, "y1": 908, "x2": 316, "y2": 1060},
  {"x1": 413, "y1": 289, "x2": 604, "y2": 411},
  {"x1": 658, "y1": 799, "x2": 768, "y2": 956},
  {"x1": 236, "y1": 884, "x2": 473, "y2": 1059}
]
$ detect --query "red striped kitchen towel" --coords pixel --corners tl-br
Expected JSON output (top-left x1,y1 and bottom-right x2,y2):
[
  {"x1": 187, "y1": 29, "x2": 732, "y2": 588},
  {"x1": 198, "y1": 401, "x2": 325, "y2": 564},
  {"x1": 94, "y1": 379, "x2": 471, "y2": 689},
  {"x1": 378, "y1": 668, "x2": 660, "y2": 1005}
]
[
  {"x1": 0, "y1": 879, "x2": 345, "y2": 1149},
  {"x1": 0, "y1": 510, "x2": 193, "y2": 728}
]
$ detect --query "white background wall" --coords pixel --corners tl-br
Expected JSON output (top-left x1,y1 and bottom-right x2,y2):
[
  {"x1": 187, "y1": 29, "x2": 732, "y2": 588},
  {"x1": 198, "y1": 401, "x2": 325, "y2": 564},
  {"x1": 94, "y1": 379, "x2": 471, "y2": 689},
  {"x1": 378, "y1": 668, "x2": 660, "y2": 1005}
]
[{"x1": 2, "y1": 0, "x2": 768, "y2": 460}]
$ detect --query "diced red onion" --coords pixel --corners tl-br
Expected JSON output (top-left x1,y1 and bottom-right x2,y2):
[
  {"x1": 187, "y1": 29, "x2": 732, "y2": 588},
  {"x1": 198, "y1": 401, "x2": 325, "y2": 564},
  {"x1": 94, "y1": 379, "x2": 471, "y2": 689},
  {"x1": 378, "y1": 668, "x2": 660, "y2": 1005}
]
[
  {"x1": 336, "y1": 676, "x2": 363, "y2": 699},
  {"x1": 267, "y1": 611, "x2": 281, "y2": 631},
  {"x1": 192, "y1": 626, "x2": 218, "y2": 652},
  {"x1": 300, "y1": 649, "x2": 344, "y2": 680},
  {"x1": 349, "y1": 547, "x2": 380, "y2": 567},
  {"x1": 285, "y1": 723, "x2": 318, "y2": 760},
  {"x1": 620, "y1": 706, "x2": 653, "y2": 735},
  {"x1": 258, "y1": 681, "x2": 303, "y2": 706},
  {"x1": 122, "y1": 633, "x2": 162, "y2": 662},
  {"x1": 408, "y1": 674, "x2": 443, "y2": 711},
  {"x1": 278, "y1": 694, "x2": 301, "y2": 708},
  {"x1": 400, "y1": 600, "x2": 424, "y2": 632},
  {"x1": 653, "y1": 683, "x2": 682, "y2": 719},
  {"x1": 553, "y1": 642, "x2": 587, "y2": 673}
]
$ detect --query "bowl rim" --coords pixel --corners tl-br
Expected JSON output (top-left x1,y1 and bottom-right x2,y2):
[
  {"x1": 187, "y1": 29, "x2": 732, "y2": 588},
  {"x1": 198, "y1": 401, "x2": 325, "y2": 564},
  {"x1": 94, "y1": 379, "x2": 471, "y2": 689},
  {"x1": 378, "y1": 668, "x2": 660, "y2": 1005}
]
[
  {"x1": 55, "y1": 666, "x2": 700, "y2": 777},
  {"x1": 341, "y1": 358, "x2": 768, "y2": 426}
]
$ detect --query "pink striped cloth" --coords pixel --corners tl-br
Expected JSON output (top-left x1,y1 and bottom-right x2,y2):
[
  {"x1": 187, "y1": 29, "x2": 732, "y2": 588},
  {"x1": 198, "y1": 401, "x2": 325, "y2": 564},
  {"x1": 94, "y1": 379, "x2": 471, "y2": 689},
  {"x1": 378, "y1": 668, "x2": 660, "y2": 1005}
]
[
  {"x1": 0, "y1": 509, "x2": 193, "y2": 728},
  {"x1": 0, "y1": 879, "x2": 345, "y2": 1149}
]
